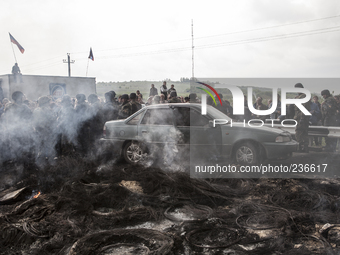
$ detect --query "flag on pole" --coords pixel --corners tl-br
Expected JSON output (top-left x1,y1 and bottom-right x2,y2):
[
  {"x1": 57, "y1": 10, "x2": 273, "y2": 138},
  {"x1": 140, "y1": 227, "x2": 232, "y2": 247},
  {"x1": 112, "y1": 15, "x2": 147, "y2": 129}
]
[
  {"x1": 9, "y1": 33, "x2": 25, "y2": 54},
  {"x1": 88, "y1": 47, "x2": 94, "y2": 61}
]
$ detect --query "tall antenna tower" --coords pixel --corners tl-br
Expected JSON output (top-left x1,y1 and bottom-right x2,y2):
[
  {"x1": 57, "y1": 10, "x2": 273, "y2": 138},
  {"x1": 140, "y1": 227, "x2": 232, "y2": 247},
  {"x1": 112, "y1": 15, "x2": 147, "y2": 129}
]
[{"x1": 191, "y1": 19, "x2": 194, "y2": 80}]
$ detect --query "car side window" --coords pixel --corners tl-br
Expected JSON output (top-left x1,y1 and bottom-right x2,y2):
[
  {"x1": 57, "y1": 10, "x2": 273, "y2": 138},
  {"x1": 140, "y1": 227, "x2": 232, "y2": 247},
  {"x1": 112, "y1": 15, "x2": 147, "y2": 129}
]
[
  {"x1": 140, "y1": 109, "x2": 174, "y2": 125},
  {"x1": 190, "y1": 109, "x2": 210, "y2": 126},
  {"x1": 175, "y1": 107, "x2": 209, "y2": 126},
  {"x1": 174, "y1": 107, "x2": 190, "y2": 126},
  {"x1": 127, "y1": 112, "x2": 143, "y2": 125}
]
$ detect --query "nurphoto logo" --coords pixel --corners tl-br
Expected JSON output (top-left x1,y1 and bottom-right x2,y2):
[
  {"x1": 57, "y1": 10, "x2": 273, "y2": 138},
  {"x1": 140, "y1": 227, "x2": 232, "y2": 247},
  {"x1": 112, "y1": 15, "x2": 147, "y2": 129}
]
[{"x1": 198, "y1": 82, "x2": 311, "y2": 128}]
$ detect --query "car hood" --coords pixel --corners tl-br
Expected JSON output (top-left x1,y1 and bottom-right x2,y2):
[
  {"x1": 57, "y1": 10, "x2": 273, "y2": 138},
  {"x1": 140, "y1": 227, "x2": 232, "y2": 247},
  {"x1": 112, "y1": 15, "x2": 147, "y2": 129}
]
[{"x1": 221, "y1": 124, "x2": 289, "y2": 135}]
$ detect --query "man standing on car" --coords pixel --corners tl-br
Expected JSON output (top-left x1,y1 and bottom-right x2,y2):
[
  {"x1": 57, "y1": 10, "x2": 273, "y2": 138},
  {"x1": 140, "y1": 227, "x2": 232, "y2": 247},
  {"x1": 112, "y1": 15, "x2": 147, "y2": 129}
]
[
  {"x1": 160, "y1": 81, "x2": 168, "y2": 99},
  {"x1": 294, "y1": 83, "x2": 311, "y2": 153},
  {"x1": 149, "y1": 84, "x2": 158, "y2": 97},
  {"x1": 167, "y1": 84, "x2": 176, "y2": 98}
]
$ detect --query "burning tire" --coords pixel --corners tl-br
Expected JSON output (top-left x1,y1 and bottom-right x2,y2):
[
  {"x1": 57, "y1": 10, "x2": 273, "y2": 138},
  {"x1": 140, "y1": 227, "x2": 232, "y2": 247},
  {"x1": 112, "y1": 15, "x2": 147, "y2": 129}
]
[
  {"x1": 186, "y1": 227, "x2": 242, "y2": 249},
  {"x1": 164, "y1": 203, "x2": 213, "y2": 223},
  {"x1": 123, "y1": 141, "x2": 147, "y2": 164},
  {"x1": 234, "y1": 142, "x2": 259, "y2": 164}
]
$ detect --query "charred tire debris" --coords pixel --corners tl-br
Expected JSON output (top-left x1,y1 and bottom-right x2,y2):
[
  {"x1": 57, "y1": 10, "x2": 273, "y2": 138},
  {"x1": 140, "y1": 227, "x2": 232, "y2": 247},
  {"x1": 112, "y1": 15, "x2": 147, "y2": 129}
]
[{"x1": 1, "y1": 159, "x2": 340, "y2": 254}]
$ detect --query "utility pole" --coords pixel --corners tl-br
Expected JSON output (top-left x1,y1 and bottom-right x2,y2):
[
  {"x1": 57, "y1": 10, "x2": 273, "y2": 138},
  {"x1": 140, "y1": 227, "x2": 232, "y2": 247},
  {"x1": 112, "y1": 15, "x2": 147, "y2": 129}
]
[{"x1": 63, "y1": 53, "x2": 75, "y2": 77}]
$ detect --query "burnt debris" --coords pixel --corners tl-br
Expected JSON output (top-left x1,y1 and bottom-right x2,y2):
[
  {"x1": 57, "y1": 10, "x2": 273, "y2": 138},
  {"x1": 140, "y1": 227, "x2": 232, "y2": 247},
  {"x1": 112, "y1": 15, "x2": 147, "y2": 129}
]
[{"x1": 0, "y1": 157, "x2": 340, "y2": 254}]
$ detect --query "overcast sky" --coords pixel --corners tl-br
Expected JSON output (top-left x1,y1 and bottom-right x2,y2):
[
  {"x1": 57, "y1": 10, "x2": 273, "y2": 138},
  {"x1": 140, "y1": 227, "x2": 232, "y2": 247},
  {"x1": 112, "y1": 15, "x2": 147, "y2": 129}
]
[{"x1": 2, "y1": 0, "x2": 340, "y2": 90}]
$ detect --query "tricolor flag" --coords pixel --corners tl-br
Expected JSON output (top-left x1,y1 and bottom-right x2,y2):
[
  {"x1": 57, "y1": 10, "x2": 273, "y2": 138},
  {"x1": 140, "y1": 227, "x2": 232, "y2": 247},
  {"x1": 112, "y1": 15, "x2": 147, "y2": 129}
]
[
  {"x1": 9, "y1": 33, "x2": 25, "y2": 54},
  {"x1": 88, "y1": 47, "x2": 94, "y2": 61}
]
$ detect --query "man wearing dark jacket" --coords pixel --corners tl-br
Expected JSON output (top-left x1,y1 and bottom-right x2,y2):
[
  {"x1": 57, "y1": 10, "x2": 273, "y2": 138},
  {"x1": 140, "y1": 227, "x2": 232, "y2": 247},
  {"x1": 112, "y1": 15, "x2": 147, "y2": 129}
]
[
  {"x1": 149, "y1": 84, "x2": 158, "y2": 97},
  {"x1": 75, "y1": 94, "x2": 91, "y2": 155},
  {"x1": 117, "y1": 94, "x2": 130, "y2": 119},
  {"x1": 294, "y1": 83, "x2": 311, "y2": 153},
  {"x1": 160, "y1": 81, "x2": 168, "y2": 99},
  {"x1": 321, "y1": 89, "x2": 337, "y2": 152},
  {"x1": 102, "y1": 91, "x2": 118, "y2": 122}
]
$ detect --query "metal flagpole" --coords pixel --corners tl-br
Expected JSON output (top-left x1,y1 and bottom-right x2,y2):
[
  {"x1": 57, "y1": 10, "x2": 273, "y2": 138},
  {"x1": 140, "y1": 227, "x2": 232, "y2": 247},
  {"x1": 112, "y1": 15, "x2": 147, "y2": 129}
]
[
  {"x1": 10, "y1": 41, "x2": 18, "y2": 64},
  {"x1": 86, "y1": 58, "x2": 89, "y2": 77}
]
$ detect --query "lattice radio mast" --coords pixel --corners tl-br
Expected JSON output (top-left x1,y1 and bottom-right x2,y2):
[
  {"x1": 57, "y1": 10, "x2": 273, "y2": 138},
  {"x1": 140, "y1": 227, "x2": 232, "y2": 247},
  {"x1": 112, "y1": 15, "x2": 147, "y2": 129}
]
[{"x1": 191, "y1": 19, "x2": 194, "y2": 80}]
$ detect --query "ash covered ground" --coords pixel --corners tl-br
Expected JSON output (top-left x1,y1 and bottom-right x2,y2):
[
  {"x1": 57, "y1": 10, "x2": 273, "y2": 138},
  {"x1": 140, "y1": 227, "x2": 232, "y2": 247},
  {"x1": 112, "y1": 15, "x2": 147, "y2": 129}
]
[{"x1": 1, "y1": 152, "x2": 340, "y2": 255}]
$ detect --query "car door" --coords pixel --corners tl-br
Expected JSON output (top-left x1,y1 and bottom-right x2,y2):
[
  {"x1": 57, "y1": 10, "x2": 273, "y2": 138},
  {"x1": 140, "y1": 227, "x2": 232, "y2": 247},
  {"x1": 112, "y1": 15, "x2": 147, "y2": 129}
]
[
  {"x1": 137, "y1": 107, "x2": 175, "y2": 145},
  {"x1": 173, "y1": 106, "x2": 222, "y2": 159}
]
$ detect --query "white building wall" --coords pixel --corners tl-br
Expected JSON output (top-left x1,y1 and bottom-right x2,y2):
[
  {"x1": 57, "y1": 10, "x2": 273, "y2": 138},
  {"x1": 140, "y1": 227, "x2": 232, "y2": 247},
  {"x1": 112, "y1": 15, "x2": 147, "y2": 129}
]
[{"x1": 0, "y1": 74, "x2": 96, "y2": 101}]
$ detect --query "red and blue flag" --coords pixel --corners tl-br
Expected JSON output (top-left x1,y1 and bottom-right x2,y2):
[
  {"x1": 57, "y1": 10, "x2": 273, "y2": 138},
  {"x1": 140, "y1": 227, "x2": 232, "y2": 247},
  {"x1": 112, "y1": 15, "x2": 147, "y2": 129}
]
[{"x1": 9, "y1": 33, "x2": 25, "y2": 54}]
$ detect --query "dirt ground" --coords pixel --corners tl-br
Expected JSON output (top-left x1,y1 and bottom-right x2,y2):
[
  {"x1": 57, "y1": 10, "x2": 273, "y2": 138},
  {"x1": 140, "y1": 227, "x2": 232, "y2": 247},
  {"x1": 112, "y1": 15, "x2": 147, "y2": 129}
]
[{"x1": 1, "y1": 152, "x2": 340, "y2": 254}]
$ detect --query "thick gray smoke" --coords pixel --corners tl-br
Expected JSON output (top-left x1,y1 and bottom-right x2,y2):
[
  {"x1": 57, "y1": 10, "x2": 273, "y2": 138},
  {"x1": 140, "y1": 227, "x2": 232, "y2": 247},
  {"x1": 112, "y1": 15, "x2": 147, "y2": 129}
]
[
  {"x1": 0, "y1": 90, "x2": 196, "y2": 188},
  {"x1": 0, "y1": 93, "x2": 108, "y2": 168},
  {"x1": 131, "y1": 106, "x2": 190, "y2": 172},
  {"x1": 139, "y1": 126, "x2": 188, "y2": 171}
]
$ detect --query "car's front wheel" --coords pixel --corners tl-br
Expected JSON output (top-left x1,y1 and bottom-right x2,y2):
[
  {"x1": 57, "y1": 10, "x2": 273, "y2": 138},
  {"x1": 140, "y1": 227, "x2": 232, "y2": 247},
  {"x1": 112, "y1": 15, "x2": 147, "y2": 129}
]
[
  {"x1": 234, "y1": 142, "x2": 259, "y2": 164},
  {"x1": 123, "y1": 141, "x2": 147, "y2": 164}
]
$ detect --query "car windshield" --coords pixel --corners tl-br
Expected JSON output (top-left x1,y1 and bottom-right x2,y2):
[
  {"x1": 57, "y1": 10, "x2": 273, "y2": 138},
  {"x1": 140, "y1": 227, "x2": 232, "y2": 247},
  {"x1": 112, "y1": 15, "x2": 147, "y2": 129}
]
[{"x1": 206, "y1": 105, "x2": 232, "y2": 122}]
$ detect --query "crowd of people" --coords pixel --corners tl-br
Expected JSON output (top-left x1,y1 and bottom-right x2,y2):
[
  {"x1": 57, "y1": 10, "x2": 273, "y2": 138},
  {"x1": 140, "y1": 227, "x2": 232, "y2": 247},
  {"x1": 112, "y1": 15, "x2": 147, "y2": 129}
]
[
  {"x1": 0, "y1": 81, "x2": 339, "y2": 165},
  {"x1": 0, "y1": 81, "x2": 199, "y2": 165}
]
